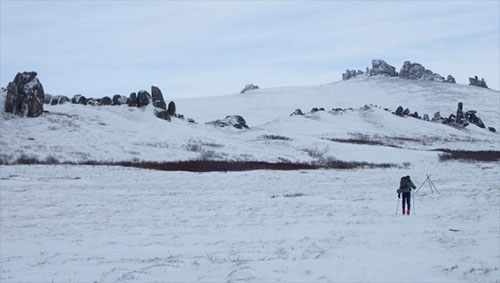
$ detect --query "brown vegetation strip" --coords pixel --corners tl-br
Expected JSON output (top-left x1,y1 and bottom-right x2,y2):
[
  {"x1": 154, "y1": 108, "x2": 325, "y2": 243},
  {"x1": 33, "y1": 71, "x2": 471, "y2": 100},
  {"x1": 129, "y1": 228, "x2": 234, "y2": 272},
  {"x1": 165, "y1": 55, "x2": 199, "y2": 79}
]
[
  {"x1": 8, "y1": 157, "x2": 397, "y2": 172},
  {"x1": 324, "y1": 138, "x2": 400, "y2": 148},
  {"x1": 435, "y1": 149, "x2": 500, "y2": 162}
]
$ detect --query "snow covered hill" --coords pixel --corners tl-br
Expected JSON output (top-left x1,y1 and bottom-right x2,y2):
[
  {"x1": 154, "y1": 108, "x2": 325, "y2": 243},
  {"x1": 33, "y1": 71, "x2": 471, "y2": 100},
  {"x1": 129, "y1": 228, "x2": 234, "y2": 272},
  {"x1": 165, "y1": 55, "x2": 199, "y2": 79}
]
[
  {"x1": 1, "y1": 76, "x2": 498, "y2": 164},
  {"x1": 1, "y1": 76, "x2": 499, "y2": 282}
]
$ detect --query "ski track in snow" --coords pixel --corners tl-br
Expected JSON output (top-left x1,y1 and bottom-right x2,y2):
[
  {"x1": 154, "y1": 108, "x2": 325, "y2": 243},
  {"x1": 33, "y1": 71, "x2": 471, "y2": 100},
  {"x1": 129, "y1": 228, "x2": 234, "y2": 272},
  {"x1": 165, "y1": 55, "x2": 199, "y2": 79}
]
[{"x1": 1, "y1": 162, "x2": 498, "y2": 282}]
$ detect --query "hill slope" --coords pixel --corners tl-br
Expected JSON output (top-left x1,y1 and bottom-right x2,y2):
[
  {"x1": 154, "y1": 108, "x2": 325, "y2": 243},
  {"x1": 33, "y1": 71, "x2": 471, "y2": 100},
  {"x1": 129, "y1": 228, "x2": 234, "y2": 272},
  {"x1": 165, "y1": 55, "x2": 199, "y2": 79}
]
[{"x1": 0, "y1": 76, "x2": 498, "y2": 165}]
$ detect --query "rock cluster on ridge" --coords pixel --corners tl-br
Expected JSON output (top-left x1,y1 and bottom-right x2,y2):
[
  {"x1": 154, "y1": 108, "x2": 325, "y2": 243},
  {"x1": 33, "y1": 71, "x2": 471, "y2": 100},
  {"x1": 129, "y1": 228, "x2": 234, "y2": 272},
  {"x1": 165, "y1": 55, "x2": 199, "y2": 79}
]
[
  {"x1": 4, "y1": 72, "x2": 45, "y2": 117},
  {"x1": 469, "y1": 76, "x2": 488, "y2": 88},
  {"x1": 367, "y1": 59, "x2": 398, "y2": 77},
  {"x1": 342, "y1": 59, "x2": 457, "y2": 84},
  {"x1": 399, "y1": 61, "x2": 446, "y2": 82},
  {"x1": 240, "y1": 84, "x2": 259, "y2": 94}
]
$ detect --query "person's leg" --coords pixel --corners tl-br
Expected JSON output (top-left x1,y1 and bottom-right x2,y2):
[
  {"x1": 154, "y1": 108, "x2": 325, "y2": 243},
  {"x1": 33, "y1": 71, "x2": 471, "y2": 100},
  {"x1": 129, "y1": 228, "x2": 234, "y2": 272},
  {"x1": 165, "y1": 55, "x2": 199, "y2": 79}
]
[
  {"x1": 407, "y1": 193, "x2": 411, "y2": 215},
  {"x1": 402, "y1": 193, "x2": 407, "y2": 214}
]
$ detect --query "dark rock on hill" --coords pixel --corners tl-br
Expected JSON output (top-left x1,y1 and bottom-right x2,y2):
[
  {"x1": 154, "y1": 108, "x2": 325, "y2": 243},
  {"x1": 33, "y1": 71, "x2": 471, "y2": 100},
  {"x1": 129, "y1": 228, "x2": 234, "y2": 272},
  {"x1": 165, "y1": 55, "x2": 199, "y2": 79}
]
[
  {"x1": 50, "y1": 95, "x2": 70, "y2": 105},
  {"x1": 100, "y1": 96, "x2": 112, "y2": 106},
  {"x1": 399, "y1": 61, "x2": 445, "y2": 82},
  {"x1": 241, "y1": 84, "x2": 259, "y2": 94},
  {"x1": 137, "y1": 90, "x2": 151, "y2": 107},
  {"x1": 367, "y1": 60, "x2": 398, "y2": 77},
  {"x1": 469, "y1": 76, "x2": 488, "y2": 88},
  {"x1": 128, "y1": 92, "x2": 138, "y2": 107},
  {"x1": 72, "y1": 95, "x2": 87, "y2": 105},
  {"x1": 151, "y1": 86, "x2": 166, "y2": 110},
  {"x1": 167, "y1": 101, "x2": 176, "y2": 116},
  {"x1": 206, "y1": 115, "x2": 249, "y2": 129},
  {"x1": 4, "y1": 71, "x2": 45, "y2": 117}
]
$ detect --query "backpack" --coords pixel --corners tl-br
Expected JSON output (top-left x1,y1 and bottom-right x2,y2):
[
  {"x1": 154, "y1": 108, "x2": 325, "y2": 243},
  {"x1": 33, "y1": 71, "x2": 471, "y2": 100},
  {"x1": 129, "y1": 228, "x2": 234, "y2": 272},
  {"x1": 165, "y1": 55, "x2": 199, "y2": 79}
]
[{"x1": 399, "y1": 176, "x2": 408, "y2": 190}]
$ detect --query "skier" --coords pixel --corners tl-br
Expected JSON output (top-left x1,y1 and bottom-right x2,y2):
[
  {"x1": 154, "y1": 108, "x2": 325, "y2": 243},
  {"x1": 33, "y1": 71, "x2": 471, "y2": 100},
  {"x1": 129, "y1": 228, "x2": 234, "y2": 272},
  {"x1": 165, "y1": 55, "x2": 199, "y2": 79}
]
[{"x1": 397, "y1": 175, "x2": 416, "y2": 215}]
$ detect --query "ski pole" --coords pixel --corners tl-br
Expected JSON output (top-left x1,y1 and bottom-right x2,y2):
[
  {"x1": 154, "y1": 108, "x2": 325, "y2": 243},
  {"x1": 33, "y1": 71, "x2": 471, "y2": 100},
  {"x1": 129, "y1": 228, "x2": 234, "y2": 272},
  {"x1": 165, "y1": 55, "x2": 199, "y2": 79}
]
[
  {"x1": 396, "y1": 196, "x2": 400, "y2": 215},
  {"x1": 413, "y1": 190, "x2": 416, "y2": 216}
]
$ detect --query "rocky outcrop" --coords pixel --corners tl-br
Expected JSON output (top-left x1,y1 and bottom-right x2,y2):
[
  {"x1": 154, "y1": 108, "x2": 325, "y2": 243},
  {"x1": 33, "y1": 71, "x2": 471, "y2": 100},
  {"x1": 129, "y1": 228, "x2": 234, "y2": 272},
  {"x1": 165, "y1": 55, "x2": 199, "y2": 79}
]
[
  {"x1": 469, "y1": 76, "x2": 488, "y2": 88},
  {"x1": 342, "y1": 69, "x2": 364, "y2": 80},
  {"x1": 290, "y1": 109, "x2": 304, "y2": 116},
  {"x1": 4, "y1": 71, "x2": 45, "y2": 117},
  {"x1": 399, "y1": 61, "x2": 445, "y2": 82},
  {"x1": 112, "y1": 94, "x2": 127, "y2": 106},
  {"x1": 206, "y1": 115, "x2": 249, "y2": 129},
  {"x1": 167, "y1": 101, "x2": 176, "y2": 116},
  {"x1": 44, "y1": 94, "x2": 53, "y2": 104},
  {"x1": 367, "y1": 60, "x2": 398, "y2": 77},
  {"x1": 100, "y1": 96, "x2": 112, "y2": 106},
  {"x1": 71, "y1": 94, "x2": 87, "y2": 105},
  {"x1": 446, "y1": 75, "x2": 456, "y2": 83},
  {"x1": 128, "y1": 92, "x2": 138, "y2": 107},
  {"x1": 137, "y1": 90, "x2": 151, "y2": 107},
  {"x1": 151, "y1": 86, "x2": 166, "y2": 110},
  {"x1": 154, "y1": 108, "x2": 171, "y2": 121},
  {"x1": 50, "y1": 95, "x2": 69, "y2": 105},
  {"x1": 395, "y1": 106, "x2": 404, "y2": 116},
  {"x1": 240, "y1": 84, "x2": 259, "y2": 94}
]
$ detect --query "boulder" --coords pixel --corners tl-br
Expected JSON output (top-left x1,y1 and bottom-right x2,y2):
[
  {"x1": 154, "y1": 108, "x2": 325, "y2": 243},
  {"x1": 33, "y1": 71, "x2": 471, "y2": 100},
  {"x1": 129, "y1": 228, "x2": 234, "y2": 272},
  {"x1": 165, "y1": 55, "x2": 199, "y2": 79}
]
[
  {"x1": 151, "y1": 86, "x2": 166, "y2": 110},
  {"x1": 431, "y1": 111, "x2": 441, "y2": 122},
  {"x1": 488, "y1": 127, "x2": 496, "y2": 133},
  {"x1": 137, "y1": 90, "x2": 151, "y2": 107},
  {"x1": 476, "y1": 117, "x2": 485, "y2": 128},
  {"x1": 410, "y1": 112, "x2": 420, "y2": 119},
  {"x1": 187, "y1": 118, "x2": 196, "y2": 124},
  {"x1": 342, "y1": 69, "x2": 364, "y2": 80},
  {"x1": 311, "y1": 107, "x2": 319, "y2": 113},
  {"x1": 44, "y1": 94, "x2": 53, "y2": 104},
  {"x1": 395, "y1": 106, "x2": 404, "y2": 116},
  {"x1": 50, "y1": 95, "x2": 69, "y2": 105},
  {"x1": 399, "y1": 61, "x2": 445, "y2": 81},
  {"x1": 367, "y1": 59, "x2": 398, "y2": 77},
  {"x1": 402, "y1": 108, "x2": 410, "y2": 116},
  {"x1": 469, "y1": 76, "x2": 488, "y2": 88},
  {"x1": 128, "y1": 92, "x2": 137, "y2": 107},
  {"x1": 87, "y1": 98, "x2": 96, "y2": 106},
  {"x1": 167, "y1": 101, "x2": 176, "y2": 116},
  {"x1": 206, "y1": 115, "x2": 249, "y2": 129},
  {"x1": 446, "y1": 75, "x2": 456, "y2": 83},
  {"x1": 112, "y1": 94, "x2": 122, "y2": 105},
  {"x1": 290, "y1": 108, "x2": 304, "y2": 116},
  {"x1": 240, "y1": 84, "x2": 259, "y2": 94},
  {"x1": 423, "y1": 114, "x2": 429, "y2": 121},
  {"x1": 71, "y1": 95, "x2": 87, "y2": 105},
  {"x1": 100, "y1": 96, "x2": 112, "y2": 106},
  {"x1": 4, "y1": 71, "x2": 45, "y2": 117},
  {"x1": 456, "y1": 102, "x2": 464, "y2": 122},
  {"x1": 154, "y1": 108, "x2": 171, "y2": 121}
]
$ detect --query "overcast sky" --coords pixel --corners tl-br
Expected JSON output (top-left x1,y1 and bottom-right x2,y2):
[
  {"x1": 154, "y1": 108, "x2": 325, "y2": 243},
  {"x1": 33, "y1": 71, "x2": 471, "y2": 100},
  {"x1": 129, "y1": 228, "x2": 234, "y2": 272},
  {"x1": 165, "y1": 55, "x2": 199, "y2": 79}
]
[{"x1": 1, "y1": 1, "x2": 499, "y2": 98}]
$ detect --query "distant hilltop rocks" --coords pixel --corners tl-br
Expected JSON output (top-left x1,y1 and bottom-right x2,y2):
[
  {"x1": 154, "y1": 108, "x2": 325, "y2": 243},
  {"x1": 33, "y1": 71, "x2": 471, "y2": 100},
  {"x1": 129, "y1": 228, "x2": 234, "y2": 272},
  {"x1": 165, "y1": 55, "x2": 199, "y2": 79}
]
[
  {"x1": 4, "y1": 71, "x2": 45, "y2": 117},
  {"x1": 1, "y1": 71, "x2": 196, "y2": 123},
  {"x1": 241, "y1": 84, "x2": 259, "y2": 94},
  {"x1": 469, "y1": 76, "x2": 488, "y2": 88},
  {"x1": 342, "y1": 59, "x2": 486, "y2": 87}
]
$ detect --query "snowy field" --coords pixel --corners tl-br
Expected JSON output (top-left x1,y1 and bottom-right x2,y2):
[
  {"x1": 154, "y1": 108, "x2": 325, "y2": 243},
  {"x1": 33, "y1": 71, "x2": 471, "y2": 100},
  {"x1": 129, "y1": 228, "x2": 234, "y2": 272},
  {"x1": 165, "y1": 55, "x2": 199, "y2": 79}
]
[
  {"x1": 1, "y1": 162, "x2": 499, "y2": 282},
  {"x1": 1, "y1": 76, "x2": 499, "y2": 282}
]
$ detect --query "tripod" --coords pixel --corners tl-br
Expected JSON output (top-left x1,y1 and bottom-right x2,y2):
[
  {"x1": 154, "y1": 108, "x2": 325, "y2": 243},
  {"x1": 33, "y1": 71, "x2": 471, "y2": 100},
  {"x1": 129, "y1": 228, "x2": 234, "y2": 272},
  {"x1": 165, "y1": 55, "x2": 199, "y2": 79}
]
[
  {"x1": 414, "y1": 174, "x2": 440, "y2": 215},
  {"x1": 416, "y1": 174, "x2": 440, "y2": 195}
]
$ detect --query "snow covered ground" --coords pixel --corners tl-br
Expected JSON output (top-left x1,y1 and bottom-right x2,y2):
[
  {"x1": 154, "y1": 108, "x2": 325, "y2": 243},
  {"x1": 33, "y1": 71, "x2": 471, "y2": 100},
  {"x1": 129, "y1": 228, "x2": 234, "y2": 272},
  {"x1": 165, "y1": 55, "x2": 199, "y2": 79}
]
[
  {"x1": 1, "y1": 162, "x2": 498, "y2": 282},
  {"x1": 1, "y1": 76, "x2": 499, "y2": 282}
]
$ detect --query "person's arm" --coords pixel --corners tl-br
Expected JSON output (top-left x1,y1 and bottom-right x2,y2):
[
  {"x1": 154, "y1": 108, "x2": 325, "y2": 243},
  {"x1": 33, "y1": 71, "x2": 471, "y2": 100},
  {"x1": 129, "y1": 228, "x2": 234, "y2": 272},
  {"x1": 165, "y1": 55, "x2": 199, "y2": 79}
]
[{"x1": 409, "y1": 180, "x2": 416, "y2": 189}]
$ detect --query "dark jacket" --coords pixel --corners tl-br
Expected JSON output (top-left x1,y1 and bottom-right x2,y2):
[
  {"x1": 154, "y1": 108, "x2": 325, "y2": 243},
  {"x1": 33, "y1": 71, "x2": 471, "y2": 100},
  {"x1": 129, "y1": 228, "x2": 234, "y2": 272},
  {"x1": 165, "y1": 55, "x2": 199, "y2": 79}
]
[{"x1": 397, "y1": 177, "x2": 416, "y2": 194}]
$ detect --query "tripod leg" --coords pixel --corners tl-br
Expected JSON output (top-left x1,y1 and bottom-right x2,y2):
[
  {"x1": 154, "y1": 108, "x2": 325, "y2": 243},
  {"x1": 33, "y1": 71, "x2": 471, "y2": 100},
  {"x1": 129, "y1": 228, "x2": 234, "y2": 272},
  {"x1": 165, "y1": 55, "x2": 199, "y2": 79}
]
[{"x1": 430, "y1": 179, "x2": 440, "y2": 194}]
